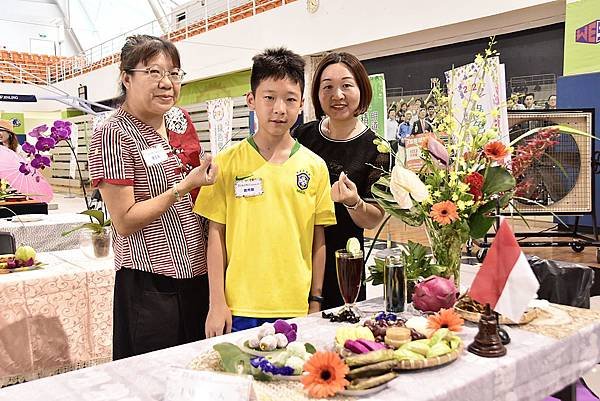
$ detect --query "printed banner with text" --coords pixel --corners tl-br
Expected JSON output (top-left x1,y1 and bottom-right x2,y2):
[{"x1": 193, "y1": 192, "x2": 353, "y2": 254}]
[{"x1": 207, "y1": 97, "x2": 234, "y2": 155}]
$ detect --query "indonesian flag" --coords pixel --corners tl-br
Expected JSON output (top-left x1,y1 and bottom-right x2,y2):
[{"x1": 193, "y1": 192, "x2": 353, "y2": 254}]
[{"x1": 469, "y1": 219, "x2": 540, "y2": 323}]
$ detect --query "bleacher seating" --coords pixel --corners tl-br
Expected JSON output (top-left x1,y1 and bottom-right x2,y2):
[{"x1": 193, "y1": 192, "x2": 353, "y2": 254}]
[
  {"x1": 0, "y1": 0, "x2": 297, "y2": 85},
  {"x1": 0, "y1": 50, "x2": 67, "y2": 84}
]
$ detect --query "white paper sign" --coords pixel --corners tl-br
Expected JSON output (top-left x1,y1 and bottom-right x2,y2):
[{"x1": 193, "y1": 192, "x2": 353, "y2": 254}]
[{"x1": 164, "y1": 367, "x2": 253, "y2": 401}]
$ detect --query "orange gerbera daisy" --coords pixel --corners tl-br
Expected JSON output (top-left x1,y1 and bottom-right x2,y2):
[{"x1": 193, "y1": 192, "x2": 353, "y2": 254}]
[
  {"x1": 301, "y1": 351, "x2": 349, "y2": 398},
  {"x1": 430, "y1": 201, "x2": 459, "y2": 225},
  {"x1": 428, "y1": 308, "x2": 464, "y2": 332},
  {"x1": 483, "y1": 140, "x2": 509, "y2": 162}
]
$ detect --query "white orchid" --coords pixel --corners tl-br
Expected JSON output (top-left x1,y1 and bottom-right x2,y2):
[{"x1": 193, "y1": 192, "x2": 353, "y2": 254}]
[{"x1": 389, "y1": 165, "x2": 429, "y2": 209}]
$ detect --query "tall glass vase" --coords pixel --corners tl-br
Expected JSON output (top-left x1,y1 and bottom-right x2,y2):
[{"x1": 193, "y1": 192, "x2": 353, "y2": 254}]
[{"x1": 424, "y1": 218, "x2": 467, "y2": 289}]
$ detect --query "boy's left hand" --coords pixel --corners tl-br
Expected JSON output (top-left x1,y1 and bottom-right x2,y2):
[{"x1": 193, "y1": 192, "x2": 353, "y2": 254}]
[
  {"x1": 331, "y1": 172, "x2": 360, "y2": 207},
  {"x1": 308, "y1": 301, "x2": 321, "y2": 314}
]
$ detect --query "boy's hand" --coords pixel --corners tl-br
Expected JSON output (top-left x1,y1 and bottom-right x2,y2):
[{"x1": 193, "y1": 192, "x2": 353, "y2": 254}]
[
  {"x1": 182, "y1": 154, "x2": 218, "y2": 192},
  {"x1": 308, "y1": 301, "x2": 321, "y2": 314},
  {"x1": 205, "y1": 302, "x2": 232, "y2": 338},
  {"x1": 331, "y1": 172, "x2": 360, "y2": 207}
]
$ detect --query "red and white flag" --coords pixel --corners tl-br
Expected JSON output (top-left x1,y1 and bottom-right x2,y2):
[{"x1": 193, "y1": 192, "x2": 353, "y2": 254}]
[{"x1": 469, "y1": 219, "x2": 540, "y2": 323}]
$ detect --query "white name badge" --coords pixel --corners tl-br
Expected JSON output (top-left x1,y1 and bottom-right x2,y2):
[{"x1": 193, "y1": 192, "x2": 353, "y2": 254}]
[
  {"x1": 142, "y1": 144, "x2": 168, "y2": 167},
  {"x1": 235, "y1": 178, "x2": 263, "y2": 197},
  {"x1": 164, "y1": 367, "x2": 253, "y2": 401}
]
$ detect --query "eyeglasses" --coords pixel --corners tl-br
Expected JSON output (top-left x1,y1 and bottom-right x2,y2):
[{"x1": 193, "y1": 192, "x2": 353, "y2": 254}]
[{"x1": 127, "y1": 65, "x2": 186, "y2": 83}]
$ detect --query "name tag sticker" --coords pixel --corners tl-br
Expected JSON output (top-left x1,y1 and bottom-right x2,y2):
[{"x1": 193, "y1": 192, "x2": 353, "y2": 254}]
[
  {"x1": 142, "y1": 144, "x2": 168, "y2": 167},
  {"x1": 164, "y1": 367, "x2": 253, "y2": 401},
  {"x1": 235, "y1": 178, "x2": 264, "y2": 198}
]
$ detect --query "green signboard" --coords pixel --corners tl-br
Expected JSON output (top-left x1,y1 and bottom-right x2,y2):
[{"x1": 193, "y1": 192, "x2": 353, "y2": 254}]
[
  {"x1": 564, "y1": 0, "x2": 600, "y2": 76},
  {"x1": 0, "y1": 112, "x2": 25, "y2": 135},
  {"x1": 359, "y1": 74, "x2": 386, "y2": 138}
]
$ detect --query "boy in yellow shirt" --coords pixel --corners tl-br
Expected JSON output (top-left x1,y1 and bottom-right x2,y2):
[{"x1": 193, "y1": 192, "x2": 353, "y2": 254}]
[{"x1": 194, "y1": 48, "x2": 336, "y2": 336}]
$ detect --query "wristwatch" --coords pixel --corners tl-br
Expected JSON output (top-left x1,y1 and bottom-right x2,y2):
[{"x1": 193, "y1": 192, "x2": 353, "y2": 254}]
[{"x1": 308, "y1": 294, "x2": 325, "y2": 303}]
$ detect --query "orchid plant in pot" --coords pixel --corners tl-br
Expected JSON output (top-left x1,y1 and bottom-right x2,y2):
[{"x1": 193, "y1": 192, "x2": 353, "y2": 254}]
[
  {"x1": 61, "y1": 209, "x2": 112, "y2": 258},
  {"x1": 19, "y1": 120, "x2": 112, "y2": 258}
]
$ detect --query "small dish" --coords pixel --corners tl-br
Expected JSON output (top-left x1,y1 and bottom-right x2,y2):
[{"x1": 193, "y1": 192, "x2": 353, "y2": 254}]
[
  {"x1": 0, "y1": 262, "x2": 44, "y2": 274},
  {"x1": 340, "y1": 383, "x2": 388, "y2": 396},
  {"x1": 270, "y1": 373, "x2": 302, "y2": 381}
]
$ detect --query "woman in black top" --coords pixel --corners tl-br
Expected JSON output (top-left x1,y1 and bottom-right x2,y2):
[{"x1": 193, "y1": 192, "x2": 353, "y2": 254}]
[{"x1": 294, "y1": 52, "x2": 388, "y2": 311}]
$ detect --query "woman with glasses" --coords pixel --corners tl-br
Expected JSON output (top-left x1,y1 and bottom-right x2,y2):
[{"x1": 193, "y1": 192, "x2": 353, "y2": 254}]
[{"x1": 89, "y1": 35, "x2": 218, "y2": 359}]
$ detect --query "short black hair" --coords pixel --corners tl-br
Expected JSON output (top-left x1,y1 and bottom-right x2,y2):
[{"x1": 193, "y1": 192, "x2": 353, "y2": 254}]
[
  {"x1": 250, "y1": 48, "x2": 305, "y2": 95},
  {"x1": 525, "y1": 93, "x2": 535, "y2": 99}
]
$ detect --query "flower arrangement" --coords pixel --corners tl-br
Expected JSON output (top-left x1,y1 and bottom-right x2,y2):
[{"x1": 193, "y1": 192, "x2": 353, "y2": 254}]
[
  {"x1": 372, "y1": 40, "x2": 591, "y2": 287},
  {"x1": 372, "y1": 40, "x2": 516, "y2": 285}
]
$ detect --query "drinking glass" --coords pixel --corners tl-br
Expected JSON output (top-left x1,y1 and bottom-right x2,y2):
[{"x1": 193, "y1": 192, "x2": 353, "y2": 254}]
[{"x1": 335, "y1": 249, "x2": 364, "y2": 315}]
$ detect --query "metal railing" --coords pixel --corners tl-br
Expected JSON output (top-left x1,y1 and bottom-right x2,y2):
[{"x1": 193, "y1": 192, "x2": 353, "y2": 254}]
[{"x1": 45, "y1": 0, "x2": 294, "y2": 84}]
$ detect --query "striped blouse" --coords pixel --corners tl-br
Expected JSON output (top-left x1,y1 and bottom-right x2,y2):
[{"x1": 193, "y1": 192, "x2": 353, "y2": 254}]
[{"x1": 88, "y1": 107, "x2": 207, "y2": 278}]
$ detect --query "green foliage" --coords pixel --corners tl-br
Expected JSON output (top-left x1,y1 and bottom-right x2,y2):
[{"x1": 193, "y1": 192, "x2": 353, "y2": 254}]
[
  {"x1": 481, "y1": 166, "x2": 516, "y2": 195},
  {"x1": 366, "y1": 241, "x2": 445, "y2": 286},
  {"x1": 61, "y1": 209, "x2": 112, "y2": 236}
]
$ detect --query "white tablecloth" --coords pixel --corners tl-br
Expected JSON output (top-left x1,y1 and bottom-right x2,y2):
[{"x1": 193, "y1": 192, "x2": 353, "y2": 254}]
[
  {"x1": 0, "y1": 250, "x2": 115, "y2": 387},
  {"x1": 0, "y1": 213, "x2": 90, "y2": 252},
  {"x1": 1, "y1": 295, "x2": 599, "y2": 401}
]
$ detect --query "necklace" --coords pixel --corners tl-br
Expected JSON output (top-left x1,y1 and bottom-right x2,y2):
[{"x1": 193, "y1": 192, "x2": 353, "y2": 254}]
[{"x1": 325, "y1": 118, "x2": 359, "y2": 140}]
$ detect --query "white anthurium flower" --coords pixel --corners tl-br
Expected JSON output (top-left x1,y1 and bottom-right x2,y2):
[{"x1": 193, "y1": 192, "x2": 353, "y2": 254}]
[{"x1": 389, "y1": 165, "x2": 429, "y2": 209}]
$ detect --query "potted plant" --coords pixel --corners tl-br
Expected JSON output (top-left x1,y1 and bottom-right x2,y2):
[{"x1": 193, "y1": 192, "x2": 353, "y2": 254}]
[
  {"x1": 366, "y1": 241, "x2": 444, "y2": 302},
  {"x1": 62, "y1": 209, "x2": 112, "y2": 258}
]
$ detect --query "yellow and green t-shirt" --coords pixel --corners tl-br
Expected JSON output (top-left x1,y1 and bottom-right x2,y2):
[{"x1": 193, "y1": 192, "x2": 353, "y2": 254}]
[{"x1": 194, "y1": 138, "x2": 336, "y2": 317}]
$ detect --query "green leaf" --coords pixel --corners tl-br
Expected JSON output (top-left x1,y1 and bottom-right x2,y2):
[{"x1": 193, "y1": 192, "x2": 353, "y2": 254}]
[
  {"x1": 477, "y1": 200, "x2": 497, "y2": 214},
  {"x1": 375, "y1": 175, "x2": 391, "y2": 187},
  {"x1": 61, "y1": 222, "x2": 104, "y2": 236},
  {"x1": 305, "y1": 343, "x2": 317, "y2": 354},
  {"x1": 213, "y1": 343, "x2": 252, "y2": 375},
  {"x1": 80, "y1": 209, "x2": 105, "y2": 225},
  {"x1": 469, "y1": 213, "x2": 495, "y2": 239},
  {"x1": 482, "y1": 166, "x2": 515, "y2": 195},
  {"x1": 371, "y1": 184, "x2": 396, "y2": 203}
]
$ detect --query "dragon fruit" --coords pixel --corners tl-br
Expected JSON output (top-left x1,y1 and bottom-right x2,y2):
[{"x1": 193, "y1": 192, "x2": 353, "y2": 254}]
[{"x1": 412, "y1": 276, "x2": 457, "y2": 313}]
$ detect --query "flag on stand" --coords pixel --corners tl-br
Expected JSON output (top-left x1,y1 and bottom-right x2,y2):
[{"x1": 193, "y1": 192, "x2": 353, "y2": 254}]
[{"x1": 469, "y1": 219, "x2": 540, "y2": 323}]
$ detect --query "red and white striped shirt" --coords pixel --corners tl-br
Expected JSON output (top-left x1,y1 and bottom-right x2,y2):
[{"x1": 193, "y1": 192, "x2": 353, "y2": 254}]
[{"x1": 88, "y1": 107, "x2": 207, "y2": 278}]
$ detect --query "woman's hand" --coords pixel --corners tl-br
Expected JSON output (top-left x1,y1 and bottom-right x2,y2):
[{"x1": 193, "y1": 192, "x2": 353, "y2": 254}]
[
  {"x1": 331, "y1": 171, "x2": 360, "y2": 207},
  {"x1": 180, "y1": 154, "x2": 218, "y2": 193}
]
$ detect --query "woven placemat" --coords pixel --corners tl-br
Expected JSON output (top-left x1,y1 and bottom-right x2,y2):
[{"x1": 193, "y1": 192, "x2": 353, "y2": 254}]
[{"x1": 188, "y1": 350, "x2": 358, "y2": 401}]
